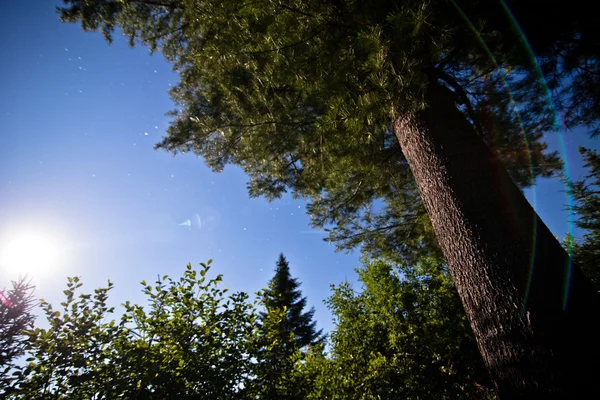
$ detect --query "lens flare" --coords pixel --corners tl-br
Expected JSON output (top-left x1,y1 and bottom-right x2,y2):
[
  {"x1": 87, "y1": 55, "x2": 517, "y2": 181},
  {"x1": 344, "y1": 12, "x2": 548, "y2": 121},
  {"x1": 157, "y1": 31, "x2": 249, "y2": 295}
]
[
  {"x1": 451, "y1": 1, "x2": 574, "y2": 311},
  {"x1": 0, "y1": 290, "x2": 12, "y2": 307},
  {"x1": 498, "y1": 0, "x2": 574, "y2": 310}
]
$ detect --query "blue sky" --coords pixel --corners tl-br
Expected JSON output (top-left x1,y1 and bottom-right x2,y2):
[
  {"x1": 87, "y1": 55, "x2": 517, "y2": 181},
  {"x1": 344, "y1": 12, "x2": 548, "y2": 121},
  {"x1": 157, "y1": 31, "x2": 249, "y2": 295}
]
[{"x1": 0, "y1": 1, "x2": 598, "y2": 335}]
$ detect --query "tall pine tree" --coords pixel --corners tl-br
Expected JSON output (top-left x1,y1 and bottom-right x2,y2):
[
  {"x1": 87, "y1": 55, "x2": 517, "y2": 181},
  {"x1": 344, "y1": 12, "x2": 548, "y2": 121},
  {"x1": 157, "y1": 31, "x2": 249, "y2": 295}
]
[
  {"x1": 58, "y1": 1, "x2": 600, "y2": 395},
  {"x1": 256, "y1": 254, "x2": 323, "y2": 399}
]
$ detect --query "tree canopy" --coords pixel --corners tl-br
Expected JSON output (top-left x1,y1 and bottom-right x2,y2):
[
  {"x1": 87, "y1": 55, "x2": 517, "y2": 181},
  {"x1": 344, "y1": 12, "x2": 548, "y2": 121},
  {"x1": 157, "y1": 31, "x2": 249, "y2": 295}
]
[
  {"x1": 2, "y1": 256, "x2": 502, "y2": 400},
  {"x1": 57, "y1": 0, "x2": 565, "y2": 264},
  {"x1": 9, "y1": 262, "x2": 260, "y2": 399}
]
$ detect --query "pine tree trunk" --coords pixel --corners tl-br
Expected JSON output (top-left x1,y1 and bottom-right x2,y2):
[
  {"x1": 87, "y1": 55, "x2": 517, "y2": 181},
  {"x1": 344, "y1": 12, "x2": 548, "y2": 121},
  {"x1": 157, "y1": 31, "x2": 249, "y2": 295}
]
[{"x1": 393, "y1": 82, "x2": 600, "y2": 398}]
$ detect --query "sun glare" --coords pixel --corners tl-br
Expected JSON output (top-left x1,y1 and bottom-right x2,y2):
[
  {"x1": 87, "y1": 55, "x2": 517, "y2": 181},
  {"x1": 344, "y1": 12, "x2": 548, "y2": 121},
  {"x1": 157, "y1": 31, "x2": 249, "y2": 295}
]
[{"x1": 0, "y1": 234, "x2": 60, "y2": 275}]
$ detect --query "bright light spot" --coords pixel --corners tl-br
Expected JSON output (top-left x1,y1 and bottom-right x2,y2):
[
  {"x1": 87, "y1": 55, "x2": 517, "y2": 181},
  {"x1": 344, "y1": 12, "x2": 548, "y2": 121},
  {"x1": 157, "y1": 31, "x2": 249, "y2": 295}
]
[
  {"x1": 144, "y1": 132, "x2": 148, "y2": 136},
  {"x1": 1, "y1": 235, "x2": 60, "y2": 275}
]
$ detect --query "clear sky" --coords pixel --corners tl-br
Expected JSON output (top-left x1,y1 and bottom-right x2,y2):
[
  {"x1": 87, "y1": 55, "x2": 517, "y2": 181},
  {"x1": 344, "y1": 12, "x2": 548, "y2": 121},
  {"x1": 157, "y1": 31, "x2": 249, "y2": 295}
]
[{"x1": 1, "y1": 1, "x2": 598, "y2": 335}]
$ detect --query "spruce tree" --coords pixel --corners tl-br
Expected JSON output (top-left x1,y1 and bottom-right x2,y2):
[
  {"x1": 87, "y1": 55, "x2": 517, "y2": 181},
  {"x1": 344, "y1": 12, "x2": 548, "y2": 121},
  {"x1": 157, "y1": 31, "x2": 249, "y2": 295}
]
[
  {"x1": 262, "y1": 254, "x2": 323, "y2": 348},
  {"x1": 256, "y1": 254, "x2": 323, "y2": 399}
]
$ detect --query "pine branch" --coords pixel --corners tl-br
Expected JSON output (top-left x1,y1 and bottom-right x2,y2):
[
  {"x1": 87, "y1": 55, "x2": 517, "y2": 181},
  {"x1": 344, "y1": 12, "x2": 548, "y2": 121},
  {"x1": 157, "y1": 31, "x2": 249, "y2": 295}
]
[
  {"x1": 334, "y1": 220, "x2": 417, "y2": 242},
  {"x1": 241, "y1": 27, "x2": 326, "y2": 55},
  {"x1": 124, "y1": 0, "x2": 182, "y2": 9},
  {"x1": 146, "y1": 23, "x2": 189, "y2": 43}
]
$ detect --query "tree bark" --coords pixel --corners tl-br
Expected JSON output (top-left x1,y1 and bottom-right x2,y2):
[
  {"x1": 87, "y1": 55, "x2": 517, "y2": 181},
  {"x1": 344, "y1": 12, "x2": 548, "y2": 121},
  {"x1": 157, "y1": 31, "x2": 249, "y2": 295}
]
[{"x1": 393, "y1": 82, "x2": 600, "y2": 398}]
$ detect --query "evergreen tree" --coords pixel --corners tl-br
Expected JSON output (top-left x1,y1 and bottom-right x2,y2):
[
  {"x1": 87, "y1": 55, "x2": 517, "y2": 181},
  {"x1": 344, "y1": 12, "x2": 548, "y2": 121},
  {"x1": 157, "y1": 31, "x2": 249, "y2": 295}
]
[
  {"x1": 57, "y1": 1, "x2": 600, "y2": 395},
  {"x1": 0, "y1": 277, "x2": 36, "y2": 397},
  {"x1": 256, "y1": 254, "x2": 323, "y2": 399},
  {"x1": 261, "y1": 254, "x2": 323, "y2": 348}
]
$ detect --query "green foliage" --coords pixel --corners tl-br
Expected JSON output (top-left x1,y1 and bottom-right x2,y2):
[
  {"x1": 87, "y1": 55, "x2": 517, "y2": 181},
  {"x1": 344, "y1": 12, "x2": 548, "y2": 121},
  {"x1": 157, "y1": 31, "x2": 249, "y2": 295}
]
[
  {"x1": 2, "y1": 257, "x2": 501, "y2": 399},
  {"x1": 255, "y1": 254, "x2": 324, "y2": 399},
  {"x1": 114, "y1": 261, "x2": 259, "y2": 399},
  {"x1": 8, "y1": 261, "x2": 261, "y2": 399},
  {"x1": 0, "y1": 278, "x2": 36, "y2": 397},
  {"x1": 306, "y1": 257, "x2": 495, "y2": 399},
  {"x1": 57, "y1": 0, "x2": 563, "y2": 265},
  {"x1": 13, "y1": 277, "x2": 120, "y2": 399},
  {"x1": 566, "y1": 147, "x2": 600, "y2": 288}
]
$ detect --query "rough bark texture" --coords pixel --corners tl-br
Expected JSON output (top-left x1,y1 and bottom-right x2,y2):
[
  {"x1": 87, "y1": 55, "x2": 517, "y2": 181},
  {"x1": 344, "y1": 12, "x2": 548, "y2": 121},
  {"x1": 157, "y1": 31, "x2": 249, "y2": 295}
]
[{"x1": 393, "y1": 83, "x2": 600, "y2": 398}]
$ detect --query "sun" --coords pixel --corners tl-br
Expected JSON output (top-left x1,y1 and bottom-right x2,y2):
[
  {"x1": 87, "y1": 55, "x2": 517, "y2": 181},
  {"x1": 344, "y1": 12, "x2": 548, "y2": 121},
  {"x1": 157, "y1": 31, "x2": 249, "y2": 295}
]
[{"x1": 0, "y1": 234, "x2": 60, "y2": 276}]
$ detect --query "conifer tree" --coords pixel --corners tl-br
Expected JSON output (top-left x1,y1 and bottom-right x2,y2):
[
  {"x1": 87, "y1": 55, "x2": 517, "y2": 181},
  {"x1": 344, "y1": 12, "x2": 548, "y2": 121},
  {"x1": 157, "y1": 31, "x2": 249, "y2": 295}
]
[
  {"x1": 257, "y1": 254, "x2": 323, "y2": 399},
  {"x1": 0, "y1": 278, "x2": 36, "y2": 396}
]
